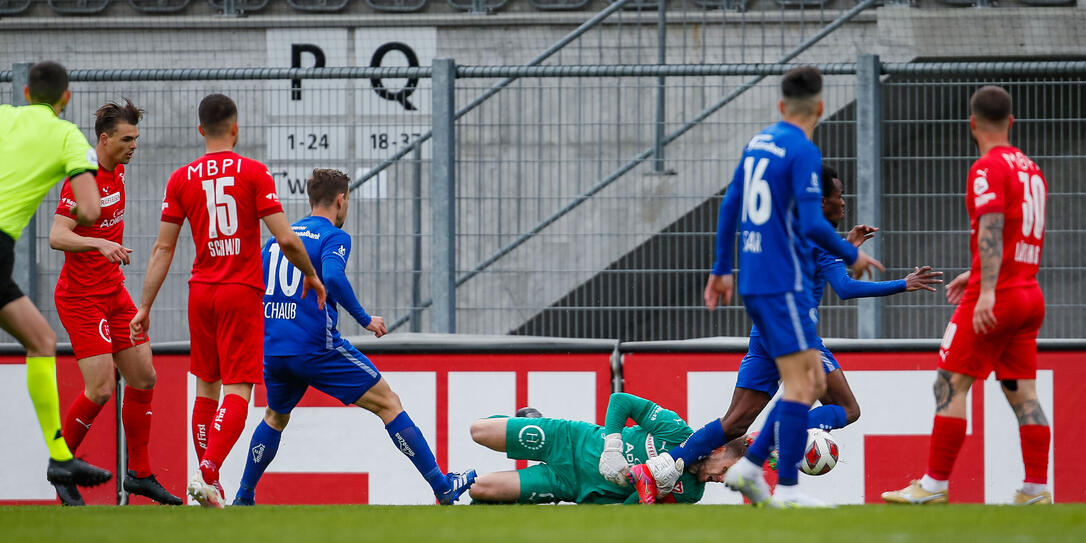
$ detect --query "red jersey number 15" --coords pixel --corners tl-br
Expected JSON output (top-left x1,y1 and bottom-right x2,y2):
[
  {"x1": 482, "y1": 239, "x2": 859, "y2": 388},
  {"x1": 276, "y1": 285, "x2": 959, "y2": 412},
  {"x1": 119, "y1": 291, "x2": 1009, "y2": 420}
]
[{"x1": 202, "y1": 176, "x2": 239, "y2": 239}]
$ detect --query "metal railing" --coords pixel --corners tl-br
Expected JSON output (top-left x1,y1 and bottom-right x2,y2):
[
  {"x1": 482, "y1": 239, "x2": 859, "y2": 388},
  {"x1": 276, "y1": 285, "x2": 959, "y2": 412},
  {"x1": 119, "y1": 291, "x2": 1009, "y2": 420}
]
[{"x1": 2, "y1": 58, "x2": 1082, "y2": 346}]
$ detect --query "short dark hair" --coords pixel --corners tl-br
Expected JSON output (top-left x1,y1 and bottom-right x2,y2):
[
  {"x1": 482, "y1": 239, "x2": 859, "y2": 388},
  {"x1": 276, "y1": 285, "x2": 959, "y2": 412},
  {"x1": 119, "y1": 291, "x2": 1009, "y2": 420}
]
[
  {"x1": 307, "y1": 169, "x2": 350, "y2": 208},
  {"x1": 198, "y1": 93, "x2": 237, "y2": 137},
  {"x1": 95, "y1": 98, "x2": 143, "y2": 138},
  {"x1": 781, "y1": 66, "x2": 822, "y2": 100},
  {"x1": 970, "y1": 86, "x2": 1012, "y2": 123},
  {"x1": 27, "y1": 61, "x2": 69, "y2": 106},
  {"x1": 821, "y1": 164, "x2": 841, "y2": 196}
]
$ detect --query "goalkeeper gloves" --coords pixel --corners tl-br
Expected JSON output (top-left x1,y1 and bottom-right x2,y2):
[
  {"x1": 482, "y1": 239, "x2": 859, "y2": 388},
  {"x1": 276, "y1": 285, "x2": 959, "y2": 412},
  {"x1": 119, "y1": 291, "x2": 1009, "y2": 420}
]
[
  {"x1": 598, "y1": 433, "x2": 630, "y2": 486},
  {"x1": 644, "y1": 452, "x2": 684, "y2": 494}
]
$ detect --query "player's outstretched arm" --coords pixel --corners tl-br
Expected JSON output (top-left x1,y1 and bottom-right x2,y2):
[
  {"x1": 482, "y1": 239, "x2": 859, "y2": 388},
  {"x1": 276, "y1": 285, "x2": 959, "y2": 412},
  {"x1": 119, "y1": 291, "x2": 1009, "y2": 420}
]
[
  {"x1": 263, "y1": 212, "x2": 326, "y2": 309},
  {"x1": 68, "y1": 171, "x2": 101, "y2": 226},
  {"x1": 131, "y1": 221, "x2": 181, "y2": 342},
  {"x1": 902, "y1": 266, "x2": 944, "y2": 292},
  {"x1": 320, "y1": 233, "x2": 384, "y2": 337},
  {"x1": 49, "y1": 214, "x2": 132, "y2": 264},
  {"x1": 823, "y1": 255, "x2": 941, "y2": 299}
]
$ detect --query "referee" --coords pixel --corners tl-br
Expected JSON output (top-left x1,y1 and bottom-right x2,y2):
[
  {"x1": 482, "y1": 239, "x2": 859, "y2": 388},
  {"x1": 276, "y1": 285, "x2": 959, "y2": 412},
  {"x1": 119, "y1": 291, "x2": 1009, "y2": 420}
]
[{"x1": 0, "y1": 61, "x2": 111, "y2": 492}]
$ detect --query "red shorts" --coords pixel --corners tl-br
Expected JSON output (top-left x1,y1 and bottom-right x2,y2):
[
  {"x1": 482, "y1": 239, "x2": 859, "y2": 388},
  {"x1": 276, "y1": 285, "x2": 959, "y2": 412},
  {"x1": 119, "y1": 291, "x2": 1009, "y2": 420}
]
[
  {"x1": 55, "y1": 286, "x2": 148, "y2": 360},
  {"x1": 188, "y1": 282, "x2": 264, "y2": 385},
  {"x1": 938, "y1": 284, "x2": 1045, "y2": 381}
]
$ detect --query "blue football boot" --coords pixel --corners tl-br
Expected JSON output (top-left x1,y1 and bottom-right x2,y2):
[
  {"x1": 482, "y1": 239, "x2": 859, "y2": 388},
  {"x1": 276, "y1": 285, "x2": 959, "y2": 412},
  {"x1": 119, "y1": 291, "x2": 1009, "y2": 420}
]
[{"x1": 436, "y1": 469, "x2": 477, "y2": 505}]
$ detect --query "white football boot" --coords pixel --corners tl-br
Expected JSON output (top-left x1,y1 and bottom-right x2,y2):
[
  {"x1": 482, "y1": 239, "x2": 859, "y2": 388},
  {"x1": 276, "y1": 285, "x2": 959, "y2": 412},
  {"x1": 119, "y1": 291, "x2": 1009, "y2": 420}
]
[
  {"x1": 187, "y1": 470, "x2": 225, "y2": 509},
  {"x1": 723, "y1": 456, "x2": 772, "y2": 506},
  {"x1": 771, "y1": 484, "x2": 834, "y2": 508},
  {"x1": 881, "y1": 480, "x2": 948, "y2": 505}
]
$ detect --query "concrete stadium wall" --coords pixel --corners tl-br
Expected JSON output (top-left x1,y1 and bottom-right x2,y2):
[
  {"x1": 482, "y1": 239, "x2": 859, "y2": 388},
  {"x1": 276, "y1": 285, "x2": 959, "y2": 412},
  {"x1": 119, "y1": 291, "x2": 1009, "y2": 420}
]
[{"x1": 0, "y1": 6, "x2": 1082, "y2": 342}]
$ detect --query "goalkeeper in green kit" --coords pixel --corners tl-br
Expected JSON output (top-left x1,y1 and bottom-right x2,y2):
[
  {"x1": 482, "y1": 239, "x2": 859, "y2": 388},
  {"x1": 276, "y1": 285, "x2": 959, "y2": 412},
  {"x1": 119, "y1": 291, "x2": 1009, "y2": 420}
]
[{"x1": 468, "y1": 393, "x2": 747, "y2": 504}]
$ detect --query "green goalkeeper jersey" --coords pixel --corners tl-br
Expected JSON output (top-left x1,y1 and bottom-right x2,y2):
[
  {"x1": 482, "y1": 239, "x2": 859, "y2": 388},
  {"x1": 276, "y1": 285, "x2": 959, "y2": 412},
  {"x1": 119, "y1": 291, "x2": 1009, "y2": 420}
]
[{"x1": 575, "y1": 393, "x2": 704, "y2": 504}]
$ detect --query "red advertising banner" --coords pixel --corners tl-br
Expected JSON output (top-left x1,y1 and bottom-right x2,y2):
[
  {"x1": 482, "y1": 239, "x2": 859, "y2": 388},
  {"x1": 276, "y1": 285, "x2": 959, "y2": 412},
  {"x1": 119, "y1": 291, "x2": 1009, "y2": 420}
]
[
  {"x1": 0, "y1": 352, "x2": 611, "y2": 505},
  {"x1": 622, "y1": 350, "x2": 1086, "y2": 504}
]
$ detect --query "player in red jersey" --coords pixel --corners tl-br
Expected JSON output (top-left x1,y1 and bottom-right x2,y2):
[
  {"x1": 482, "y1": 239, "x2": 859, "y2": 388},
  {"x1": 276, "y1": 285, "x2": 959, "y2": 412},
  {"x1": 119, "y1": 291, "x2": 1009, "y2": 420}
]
[
  {"x1": 49, "y1": 99, "x2": 181, "y2": 506},
  {"x1": 129, "y1": 94, "x2": 326, "y2": 508},
  {"x1": 883, "y1": 86, "x2": 1051, "y2": 506}
]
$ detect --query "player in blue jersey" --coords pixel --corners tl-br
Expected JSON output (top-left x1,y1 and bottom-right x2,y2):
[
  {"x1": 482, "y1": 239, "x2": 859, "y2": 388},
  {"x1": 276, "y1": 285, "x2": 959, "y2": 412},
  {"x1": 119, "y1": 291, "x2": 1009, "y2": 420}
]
[
  {"x1": 726, "y1": 164, "x2": 941, "y2": 437},
  {"x1": 631, "y1": 68, "x2": 883, "y2": 508},
  {"x1": 627, "y1": 165, "x2": 941, "y2": 501},
  {"x1": 232, "y1": 169, "x2": 476, "y2": 506}
]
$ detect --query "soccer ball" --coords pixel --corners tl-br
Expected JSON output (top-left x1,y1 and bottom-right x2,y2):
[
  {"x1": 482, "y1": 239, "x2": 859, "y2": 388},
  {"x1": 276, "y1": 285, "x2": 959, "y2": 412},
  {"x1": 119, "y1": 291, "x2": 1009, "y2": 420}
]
[{"x1": 800, "y1": 429, "x2": 839, "y2": 476}]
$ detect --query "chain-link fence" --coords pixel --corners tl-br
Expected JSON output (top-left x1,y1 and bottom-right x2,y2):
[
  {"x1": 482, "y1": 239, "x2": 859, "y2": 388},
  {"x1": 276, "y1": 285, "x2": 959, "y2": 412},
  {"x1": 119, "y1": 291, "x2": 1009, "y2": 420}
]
[{"x1": 3, "y1": 58, "x2": 1083, "y2": 346}]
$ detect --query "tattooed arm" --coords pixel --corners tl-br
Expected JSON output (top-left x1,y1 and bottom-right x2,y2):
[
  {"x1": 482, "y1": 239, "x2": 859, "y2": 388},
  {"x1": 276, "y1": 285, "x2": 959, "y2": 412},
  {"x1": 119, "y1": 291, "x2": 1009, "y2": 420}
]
[{"x1": 972, "y1": 212, "x2": 1003, "y2": 334}]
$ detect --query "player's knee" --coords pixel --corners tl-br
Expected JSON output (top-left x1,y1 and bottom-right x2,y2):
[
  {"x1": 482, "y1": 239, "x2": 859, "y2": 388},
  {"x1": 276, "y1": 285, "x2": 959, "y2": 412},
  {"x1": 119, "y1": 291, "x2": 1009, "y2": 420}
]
[
  {"x1": 467, "y1": 482, "x2": 487, "y2": 501},
  {"x1": 86, "y1": 382, "x2": 114, "y2": 405},
  {"x1": 264, "y1": 409, "x2": 290, "y2": 431},
  {"x1": 372, "y1": 390, "x2": 403, "y2": 421},
  {"x1": 467, "y1": 476, "x2": 498, "y2": 502},
  {"x1": 470, "y1": 419, "x2": 489, "y2": 444},
  {"x1": 26, "y1": 327, "x2": 57, "y2": 357},
  {"x1": 844, "y1": 402, "x2": 861, "y2": 425},
  {"x1": 128, "y1": 367, "x2": 156, "y2": 390}
]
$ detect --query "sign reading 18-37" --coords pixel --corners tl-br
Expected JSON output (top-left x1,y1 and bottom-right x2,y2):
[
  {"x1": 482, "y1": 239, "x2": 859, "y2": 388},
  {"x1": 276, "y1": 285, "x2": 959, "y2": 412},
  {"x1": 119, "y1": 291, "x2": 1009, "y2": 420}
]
[{"x1": 264, "y1": 27, "x2": 435, "y2": 199}]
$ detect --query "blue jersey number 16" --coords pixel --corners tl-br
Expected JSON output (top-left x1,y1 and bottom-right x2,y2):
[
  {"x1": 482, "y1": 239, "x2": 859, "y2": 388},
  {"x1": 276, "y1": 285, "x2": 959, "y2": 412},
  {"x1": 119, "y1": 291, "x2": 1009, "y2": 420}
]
[
  {"x1": 264, "y1": 242, "x2": 303, "y2": 297},
  {"x1": 741, "y1": 156, "x2": 772, "y2": 226}
]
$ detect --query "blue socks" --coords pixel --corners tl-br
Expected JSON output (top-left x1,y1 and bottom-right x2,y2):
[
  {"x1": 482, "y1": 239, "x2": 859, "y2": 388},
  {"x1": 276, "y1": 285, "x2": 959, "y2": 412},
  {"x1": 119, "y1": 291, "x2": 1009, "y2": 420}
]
[
  {"x1": 775, "y1": 400, "x2": 810, "y2": 487},
  {"x1": 745, "y1": 401, "x2": 780, "y2": 466},
  {"x1": 385, "y1": 411, "x2": 449, "y2": 494},
  {"x1": 236, "y1": 420, "x2": 283, "y2": 502},
  {"x1": 669, "y1": 419, "x2": 727, "y2": 466},
  {"x1": 808, "y1": 404, "x2": 847, "y2": 431}
]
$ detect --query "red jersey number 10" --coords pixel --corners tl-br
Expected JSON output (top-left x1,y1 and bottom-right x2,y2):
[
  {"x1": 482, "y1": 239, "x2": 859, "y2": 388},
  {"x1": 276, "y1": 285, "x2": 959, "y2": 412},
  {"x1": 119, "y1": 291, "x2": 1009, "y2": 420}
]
[{"x1": 202, "y1": 176, "x2": 239, "y2": 239}]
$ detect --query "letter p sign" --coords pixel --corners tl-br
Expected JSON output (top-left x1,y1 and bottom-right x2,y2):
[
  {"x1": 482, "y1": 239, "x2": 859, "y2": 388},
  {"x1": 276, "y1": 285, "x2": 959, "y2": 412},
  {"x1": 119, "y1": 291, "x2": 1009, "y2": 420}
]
[{"x1": 291, "y1": 44, "x2": 326, "y2": 101}]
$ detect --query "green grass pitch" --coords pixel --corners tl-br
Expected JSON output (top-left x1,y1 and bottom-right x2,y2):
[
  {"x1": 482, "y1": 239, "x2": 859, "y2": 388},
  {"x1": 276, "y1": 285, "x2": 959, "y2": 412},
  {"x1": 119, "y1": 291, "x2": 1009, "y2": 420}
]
[{"x1": 3, "y1": 504, "x2": 1085, "y2": 542}]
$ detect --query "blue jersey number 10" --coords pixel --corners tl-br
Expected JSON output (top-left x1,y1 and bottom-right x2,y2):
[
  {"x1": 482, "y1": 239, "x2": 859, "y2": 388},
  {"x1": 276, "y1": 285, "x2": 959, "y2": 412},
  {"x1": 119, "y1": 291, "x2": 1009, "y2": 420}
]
[{"x1": 265, "y1": 242, "x2": 303, "y2": 297}]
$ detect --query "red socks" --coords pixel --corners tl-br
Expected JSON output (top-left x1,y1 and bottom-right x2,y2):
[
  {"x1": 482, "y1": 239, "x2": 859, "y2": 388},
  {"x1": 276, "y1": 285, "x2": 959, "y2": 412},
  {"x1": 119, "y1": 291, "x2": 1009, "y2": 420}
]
[
  {"x1": 192, "y1": 396, "x2": 218, "y2": 460},
  {"x1": 63, "y1": 393, "x2": 105, "y2": 452},
  {"x1": 926, "y1": 415, "x2": 968, "y2": 481},
  {"x1": 1019, "y1": 424, "x2": 1050, "y2": 484},
  {"x1": 200, "y1": 394, "x2": 249, "y2": 483},
  {"x1": 122, "y1": 386, "x2": 154, "y2": 478}
]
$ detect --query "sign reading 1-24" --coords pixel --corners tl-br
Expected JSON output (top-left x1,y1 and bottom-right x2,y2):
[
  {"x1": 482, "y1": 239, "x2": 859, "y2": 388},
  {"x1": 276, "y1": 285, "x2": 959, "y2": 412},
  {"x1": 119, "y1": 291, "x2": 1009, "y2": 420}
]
[
  {"x1": 267, "y1": 126, "x2": 345, "y2": 161},
  {"x1": 287, "y1": 133, "x2": 330, "y2": 151}
]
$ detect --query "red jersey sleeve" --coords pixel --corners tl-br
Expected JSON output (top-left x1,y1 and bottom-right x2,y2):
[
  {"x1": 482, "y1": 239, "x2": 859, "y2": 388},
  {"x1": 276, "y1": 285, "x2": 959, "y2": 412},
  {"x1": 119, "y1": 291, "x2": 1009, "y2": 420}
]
[
  {"x1": 253, "y1": 166, "x2": 284, "y2": 218},
  {"x1": 55, "y1": 179, "x2": 77, "y2": 217},
  {"x1": 161, "y1": 170, "x2": 186, "y2": 224},
  {"x1": 970, "y1": 157, "x2": 1006, "y2": 218}
]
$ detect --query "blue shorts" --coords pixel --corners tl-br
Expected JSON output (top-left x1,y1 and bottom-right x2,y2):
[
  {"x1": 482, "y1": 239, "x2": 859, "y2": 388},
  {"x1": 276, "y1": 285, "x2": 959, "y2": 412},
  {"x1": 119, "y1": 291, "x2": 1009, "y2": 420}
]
[
  {"x1": 742, "y1": 292, "x2": 819, "y2": 359},
  {"x1": 263, "y1": 343, "x2": 382, "y2": 414},
  {"x1": 736, "y1": 334, "x2": 841, "y2": 397}
]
